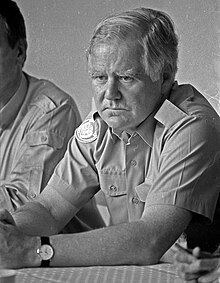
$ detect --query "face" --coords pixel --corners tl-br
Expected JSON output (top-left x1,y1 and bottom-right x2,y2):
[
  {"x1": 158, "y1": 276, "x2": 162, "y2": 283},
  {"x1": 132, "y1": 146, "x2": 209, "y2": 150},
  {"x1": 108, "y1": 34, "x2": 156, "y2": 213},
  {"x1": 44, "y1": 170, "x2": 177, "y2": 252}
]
[
  {"x1": 0, "y1": 19, "x2": 24, "y2": 106},
  {"x1": 88, "y1": 40, "x2": 164, "y2": 133}
]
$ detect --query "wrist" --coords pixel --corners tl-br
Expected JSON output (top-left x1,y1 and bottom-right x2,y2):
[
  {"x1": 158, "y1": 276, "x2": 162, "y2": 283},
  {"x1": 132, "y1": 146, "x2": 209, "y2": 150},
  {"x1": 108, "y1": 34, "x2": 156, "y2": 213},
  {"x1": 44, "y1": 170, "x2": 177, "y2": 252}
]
[{"x1": 25, "y1": 236, "x2": 42, "y2": 267}]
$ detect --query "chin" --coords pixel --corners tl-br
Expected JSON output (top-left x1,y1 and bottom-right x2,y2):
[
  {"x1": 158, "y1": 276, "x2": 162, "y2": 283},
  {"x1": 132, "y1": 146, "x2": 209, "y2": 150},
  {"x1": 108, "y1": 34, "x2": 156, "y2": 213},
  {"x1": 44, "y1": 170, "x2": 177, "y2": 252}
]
[{"x1": 104, "y1": 115, "x2": 130, "y2": 131}]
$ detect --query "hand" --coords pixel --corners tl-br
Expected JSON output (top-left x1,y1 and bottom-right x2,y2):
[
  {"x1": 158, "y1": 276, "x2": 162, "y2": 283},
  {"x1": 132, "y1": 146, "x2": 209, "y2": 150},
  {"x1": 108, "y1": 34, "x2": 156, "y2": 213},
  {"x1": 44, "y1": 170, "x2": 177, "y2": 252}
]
[
  {"x1": 0, "y1": 209, "x2": 16, "y2": 225},
  {"x1": 0, "y1": 211, "x2": 39, "y2": 268},
  {"x1": 197, "y1": 266, "x2": 220, "y2": 283},
  {"x1": 174, "y1": 247, "x2": 220, "y2": 282}
]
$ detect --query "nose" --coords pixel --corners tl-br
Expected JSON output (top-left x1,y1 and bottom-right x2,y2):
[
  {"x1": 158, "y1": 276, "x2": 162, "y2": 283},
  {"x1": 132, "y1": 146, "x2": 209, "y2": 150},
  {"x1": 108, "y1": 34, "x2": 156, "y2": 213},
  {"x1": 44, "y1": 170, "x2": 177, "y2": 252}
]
[{"x1": 104, "y1": 78, "x2": 121, "y2": 100}]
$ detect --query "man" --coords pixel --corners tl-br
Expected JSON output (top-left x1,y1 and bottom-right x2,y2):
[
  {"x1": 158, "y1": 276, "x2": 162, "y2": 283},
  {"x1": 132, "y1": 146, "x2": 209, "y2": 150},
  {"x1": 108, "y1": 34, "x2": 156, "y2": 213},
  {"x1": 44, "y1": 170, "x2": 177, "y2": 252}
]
[
  {"x1": 0, "y1": 7, "x2": 220, "y2": 268},
  {"x1": 174, "y1": 246, "x2": 220, "y2": 283},
  {"x1": 0, "y1": 0, "x2": 102, "y2": 231}
]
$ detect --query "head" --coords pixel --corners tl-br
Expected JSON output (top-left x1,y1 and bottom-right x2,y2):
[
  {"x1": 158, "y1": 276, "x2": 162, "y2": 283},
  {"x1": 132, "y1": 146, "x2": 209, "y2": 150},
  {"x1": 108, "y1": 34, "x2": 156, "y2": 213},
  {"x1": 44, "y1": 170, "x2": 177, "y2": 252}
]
[
  {"x1": 87, "y1": 7, "x2": 179, "y2": 133},
  {"x1": 0, "y1": 0, "x2": 27, "y2": 105}
]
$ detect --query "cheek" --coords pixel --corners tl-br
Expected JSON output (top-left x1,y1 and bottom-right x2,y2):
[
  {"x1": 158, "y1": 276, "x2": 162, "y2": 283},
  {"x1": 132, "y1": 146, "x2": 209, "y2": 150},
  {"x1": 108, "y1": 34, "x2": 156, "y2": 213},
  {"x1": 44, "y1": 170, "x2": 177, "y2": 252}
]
[
  {"x1": 93, "y1": 92, "x2": 103, "y2": 111},
  {"x1": 130, "y1": 93, "x2": 155, "y2": 118},
  {"x1": 92, "y1": 82, "x2": 101, "y2": 94},
  {"x1": 129, "y1": 93, "x2": 147, "y2": 110},
  {"x1": 92, "y1": 84, "x2": 106, "y2": 103}
]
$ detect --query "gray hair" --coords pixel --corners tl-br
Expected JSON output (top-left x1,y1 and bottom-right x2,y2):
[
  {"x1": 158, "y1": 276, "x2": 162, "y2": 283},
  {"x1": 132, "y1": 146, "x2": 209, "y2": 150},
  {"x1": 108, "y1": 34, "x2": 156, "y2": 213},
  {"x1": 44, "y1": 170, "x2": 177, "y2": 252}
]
[{"x1": 87, "y1": 7, "x2": 179, "y2": 81}]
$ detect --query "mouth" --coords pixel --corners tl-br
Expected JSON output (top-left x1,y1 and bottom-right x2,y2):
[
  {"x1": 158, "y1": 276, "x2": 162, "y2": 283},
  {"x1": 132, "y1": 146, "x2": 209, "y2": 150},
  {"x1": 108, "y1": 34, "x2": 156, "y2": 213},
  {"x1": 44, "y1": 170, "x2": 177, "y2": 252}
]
[
  {"x1": 103, "y1": 108, "x2": 128, "y2": 116},
  {"x1": 103, "y1": 106, "x2": 128, "y2": 111}
]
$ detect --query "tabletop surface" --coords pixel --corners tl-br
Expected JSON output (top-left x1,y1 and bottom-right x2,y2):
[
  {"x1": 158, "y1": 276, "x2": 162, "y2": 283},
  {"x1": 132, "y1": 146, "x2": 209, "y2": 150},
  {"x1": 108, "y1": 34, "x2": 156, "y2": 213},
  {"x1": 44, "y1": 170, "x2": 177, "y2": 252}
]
[{"x1": 12, "y1": 263, "x2": 183, "y2": 283}]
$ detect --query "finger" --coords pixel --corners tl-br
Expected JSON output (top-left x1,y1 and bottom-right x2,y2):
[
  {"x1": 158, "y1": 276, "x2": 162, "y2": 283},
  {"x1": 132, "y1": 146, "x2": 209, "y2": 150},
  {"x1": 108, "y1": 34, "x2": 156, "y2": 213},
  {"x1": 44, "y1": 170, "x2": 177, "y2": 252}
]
[
  {"x1": 178, "y1": 258, "x2": 219, "y2": 273},
  {"x1": 177, "y1": 274, "x2": 198, "y2": 282},
  {"x1": 174, "y1": 251, "x2": 196, "y2": 264},
  {"x1": 192, "y1": 247, "x2": 201, "y2": 257},
  {"x1": 198, "y1": 270, "x2": 220, "y2": 283},
  {"x1": 176, "y1": 260, "x2": 214, "y2": 275},
  {"x1": 177, "y1": 266, "x2": 202, "y2": 281},
  {"x1": 176, "y1": 262, "x2": 201, "y2": 278},
  {"x1": 195, "y1": 259, "x2": 220, "y2": 272}
]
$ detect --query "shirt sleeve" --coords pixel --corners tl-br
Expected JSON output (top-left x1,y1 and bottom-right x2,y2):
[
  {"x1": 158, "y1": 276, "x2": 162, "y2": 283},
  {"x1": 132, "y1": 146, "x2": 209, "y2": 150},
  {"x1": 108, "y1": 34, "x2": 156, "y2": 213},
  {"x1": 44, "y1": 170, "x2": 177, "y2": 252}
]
[
  {"x1": 142, "y1": 114, "x2": 220, "y2": 223},
  {"x1": 0, "y1": 97, "x2": 81, "y2": 212},
  {"x1": 45, "y1": 134, "x2": 100, "y2": 212}
]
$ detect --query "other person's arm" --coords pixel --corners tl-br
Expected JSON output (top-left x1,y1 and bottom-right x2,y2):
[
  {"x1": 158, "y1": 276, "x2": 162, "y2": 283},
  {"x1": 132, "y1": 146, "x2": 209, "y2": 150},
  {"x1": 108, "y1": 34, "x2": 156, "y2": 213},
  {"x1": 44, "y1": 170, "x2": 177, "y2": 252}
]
[
  {"x1": 0, "y1": 93, "x2": 80, "y2": 211},
  {"x1": 174, "y1": 246, "x2": 220, "y2": 282}
]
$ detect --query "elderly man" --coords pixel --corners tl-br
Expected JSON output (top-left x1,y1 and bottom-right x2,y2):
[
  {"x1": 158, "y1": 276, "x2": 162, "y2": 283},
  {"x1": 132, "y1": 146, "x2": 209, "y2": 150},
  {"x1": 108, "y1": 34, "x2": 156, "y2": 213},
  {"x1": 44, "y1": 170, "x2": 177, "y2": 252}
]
[
  {"x1": 0, "y1": 7, "x2": 220, "y2": 268},
  {"x1": 0, "y1": 0, "x2": 101, "y2": 231}
]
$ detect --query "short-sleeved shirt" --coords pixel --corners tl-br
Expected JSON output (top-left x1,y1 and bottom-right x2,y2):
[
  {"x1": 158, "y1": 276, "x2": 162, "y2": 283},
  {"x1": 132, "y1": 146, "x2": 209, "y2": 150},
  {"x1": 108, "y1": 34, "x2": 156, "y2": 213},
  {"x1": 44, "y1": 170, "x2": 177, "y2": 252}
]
[
  {"x1": 47, "y1": 82, "x2": 220, "y2": 250},
  {"x1": 0, "y1": 72, "x2": 81, "y2": 211}
]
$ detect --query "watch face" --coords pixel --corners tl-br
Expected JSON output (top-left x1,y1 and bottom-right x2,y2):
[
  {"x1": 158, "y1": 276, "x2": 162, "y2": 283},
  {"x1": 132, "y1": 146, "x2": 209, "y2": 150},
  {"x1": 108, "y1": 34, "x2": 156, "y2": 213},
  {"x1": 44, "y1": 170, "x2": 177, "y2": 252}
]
[{"x1": 37, "y1": 244, "x2": 54, "y2": 261}]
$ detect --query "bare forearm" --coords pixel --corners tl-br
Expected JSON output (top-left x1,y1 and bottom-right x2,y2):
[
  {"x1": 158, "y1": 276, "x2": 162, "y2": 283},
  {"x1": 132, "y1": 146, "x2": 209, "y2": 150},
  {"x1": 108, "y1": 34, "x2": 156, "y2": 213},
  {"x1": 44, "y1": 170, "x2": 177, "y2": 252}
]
[
  {"x1": 49, "y1": 221, "x2": 161, "y2": 267},
  {"x1": 0, "y1": 220, "x2": 159, "y2": 268},
  {"x1": 0, "y1": 204, "x2": 191, "y2": 268},
  {"x1": 48, "y1": 205, "x2": 192, "y2": 267},
  {"x1": 12, "y1": 202, "x2": 59, "y2": 236}
]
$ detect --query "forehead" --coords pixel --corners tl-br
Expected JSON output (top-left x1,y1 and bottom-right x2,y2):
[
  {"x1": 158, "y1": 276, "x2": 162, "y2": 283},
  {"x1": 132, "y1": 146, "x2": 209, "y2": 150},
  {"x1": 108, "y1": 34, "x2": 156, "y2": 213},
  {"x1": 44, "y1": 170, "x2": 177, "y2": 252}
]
[{"x1": 88, "y1": 40, "x2": 144, "y2": 73}]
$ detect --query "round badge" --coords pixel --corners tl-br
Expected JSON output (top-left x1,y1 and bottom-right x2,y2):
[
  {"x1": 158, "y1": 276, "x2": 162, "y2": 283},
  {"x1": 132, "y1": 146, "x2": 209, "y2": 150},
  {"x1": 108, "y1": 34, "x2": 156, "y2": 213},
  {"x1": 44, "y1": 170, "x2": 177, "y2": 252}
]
[{"x1": 75, "y1": 119, "x2": 98, "y2": 143}]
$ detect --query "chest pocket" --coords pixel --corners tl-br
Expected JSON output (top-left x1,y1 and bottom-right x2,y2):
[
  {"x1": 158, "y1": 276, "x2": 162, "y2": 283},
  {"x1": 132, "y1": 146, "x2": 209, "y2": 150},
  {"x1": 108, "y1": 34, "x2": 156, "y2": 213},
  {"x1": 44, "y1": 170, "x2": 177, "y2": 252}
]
[
  {"x1": 99, "y1": 169, "x2": 127, "y2": 197},
  {"x1": 98, "y1": 169, "x2": 128, "y2": 224},
  {"x1": 26, "y1": 130, "x2": 64, "y2": 149}
]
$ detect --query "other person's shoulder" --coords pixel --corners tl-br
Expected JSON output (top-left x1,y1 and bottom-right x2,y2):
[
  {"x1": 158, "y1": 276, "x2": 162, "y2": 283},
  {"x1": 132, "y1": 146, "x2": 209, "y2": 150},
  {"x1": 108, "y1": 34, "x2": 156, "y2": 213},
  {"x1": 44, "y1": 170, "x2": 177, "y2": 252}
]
[{"x1": 26, "y1": 73, "x2": 77, "y2": 109}]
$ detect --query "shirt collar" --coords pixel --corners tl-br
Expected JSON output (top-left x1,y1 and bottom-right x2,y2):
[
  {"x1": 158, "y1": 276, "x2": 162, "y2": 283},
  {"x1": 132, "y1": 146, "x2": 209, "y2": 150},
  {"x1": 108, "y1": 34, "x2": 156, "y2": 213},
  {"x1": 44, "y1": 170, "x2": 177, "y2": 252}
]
[
  {"x1": 154, "y1": 82, "x2": 188, "y2": 128},
  {"x1": 90, "y1": 97, "x2": 157, "y2": 147},
  {"x1": 135, "y1": 111, "x2": 157, "y2": 147},
  {"x1": 0, "y1": 73, "x2": 27, "y2": 129},
  {"x1": 90, "y1": 82, "x2": 186, "y2": 147}
]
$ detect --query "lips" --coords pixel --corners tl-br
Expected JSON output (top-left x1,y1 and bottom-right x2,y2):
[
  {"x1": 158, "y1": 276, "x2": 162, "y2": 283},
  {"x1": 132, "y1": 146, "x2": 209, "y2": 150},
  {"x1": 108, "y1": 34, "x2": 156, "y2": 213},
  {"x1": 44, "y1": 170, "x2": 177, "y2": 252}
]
[
  {"x1": 106, "y1": 107, "x2": 125, "y2": 110},
  {"x1": 103, "y1": 106, "x2": 128, "y2": 111}
]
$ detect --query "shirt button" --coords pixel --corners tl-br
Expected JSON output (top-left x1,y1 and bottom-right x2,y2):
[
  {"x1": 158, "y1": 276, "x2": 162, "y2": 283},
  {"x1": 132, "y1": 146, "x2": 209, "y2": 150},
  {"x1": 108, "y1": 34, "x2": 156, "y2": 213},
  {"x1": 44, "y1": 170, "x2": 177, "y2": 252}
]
[
  {"x1": 109, "y1": 185, "x2": 117, "y2": 192},
  {"x1": 30, "y1": 193, "x2": 37, "y2": 198},
  {"x1": 41, "y1": 135, "x2": 48, "y2": 142},
  {"x1": 132, "y1": 196, "x2": 140, "y2": 204},
  {"x1": 130, "y1": 160, "x2": 137, "y2": 166}
]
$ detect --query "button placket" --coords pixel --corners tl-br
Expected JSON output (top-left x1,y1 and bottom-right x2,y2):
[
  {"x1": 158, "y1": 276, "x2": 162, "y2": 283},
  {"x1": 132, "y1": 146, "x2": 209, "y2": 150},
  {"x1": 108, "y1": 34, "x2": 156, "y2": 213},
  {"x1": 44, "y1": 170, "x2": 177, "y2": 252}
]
[
  {"x1": 130, "y1": 160, "x2": 137, "y2": 166},
  {"x1": 30, "y1": 192, "x2": 37, "y2": 198}
]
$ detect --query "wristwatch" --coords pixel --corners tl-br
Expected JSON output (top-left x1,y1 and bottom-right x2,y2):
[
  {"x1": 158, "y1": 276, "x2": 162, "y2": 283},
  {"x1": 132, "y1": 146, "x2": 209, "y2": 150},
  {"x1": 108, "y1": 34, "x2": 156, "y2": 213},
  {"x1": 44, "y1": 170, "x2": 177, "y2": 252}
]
[{"x1": 36, "y1": 236, "x2": 54, "y2": 267}]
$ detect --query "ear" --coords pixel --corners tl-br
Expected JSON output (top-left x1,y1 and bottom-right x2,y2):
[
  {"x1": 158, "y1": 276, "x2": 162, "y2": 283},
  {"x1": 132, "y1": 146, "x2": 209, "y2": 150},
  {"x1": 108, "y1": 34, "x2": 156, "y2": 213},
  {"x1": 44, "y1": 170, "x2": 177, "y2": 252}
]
[
  {"x1": 161, "y1": 65, "x2": 174, "y2": 95},
  {"x1": 16, "y1": 39, "x2": 27, "y2": 67}
]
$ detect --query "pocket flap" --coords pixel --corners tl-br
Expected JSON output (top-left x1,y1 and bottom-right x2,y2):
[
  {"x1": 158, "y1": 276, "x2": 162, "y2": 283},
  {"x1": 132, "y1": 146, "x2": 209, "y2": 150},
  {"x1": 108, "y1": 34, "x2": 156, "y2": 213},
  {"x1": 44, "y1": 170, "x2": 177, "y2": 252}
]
[
  {"x1": 135, "y1": 178, "x2": 152, "y2": 202},
  {"x1": 26, "y1": 131, "x2": 64, "y2": 149},
  {"x1": 99, "y1": 170, "x2": 127, "y2": 197}
]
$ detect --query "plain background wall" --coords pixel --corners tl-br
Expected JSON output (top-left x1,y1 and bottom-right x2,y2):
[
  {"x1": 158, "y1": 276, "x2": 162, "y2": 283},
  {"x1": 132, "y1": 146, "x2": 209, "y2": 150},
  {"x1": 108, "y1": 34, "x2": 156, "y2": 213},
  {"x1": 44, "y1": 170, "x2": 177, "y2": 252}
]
[{"x1": 18, "y1": 0, "x2": 220, "y2": 119}]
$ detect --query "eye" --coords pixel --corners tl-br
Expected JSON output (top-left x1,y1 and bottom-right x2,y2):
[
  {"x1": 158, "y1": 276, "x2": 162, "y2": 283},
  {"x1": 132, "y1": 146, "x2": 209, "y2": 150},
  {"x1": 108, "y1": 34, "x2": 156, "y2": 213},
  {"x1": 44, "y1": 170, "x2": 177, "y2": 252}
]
[
  {"x1": 91, "y1": 74, "x2": 108, "y2": 84},
  {"x1": 119, "y1": 75, "x2": 135, "y2": 83}
]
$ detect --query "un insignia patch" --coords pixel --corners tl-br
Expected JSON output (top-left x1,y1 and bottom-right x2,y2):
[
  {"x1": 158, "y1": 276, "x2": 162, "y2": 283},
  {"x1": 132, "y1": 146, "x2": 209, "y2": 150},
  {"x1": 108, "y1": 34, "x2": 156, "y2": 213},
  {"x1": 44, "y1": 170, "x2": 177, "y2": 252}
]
[{"x1": 75, "y1": 119, "x2": 98, "y2": 143}]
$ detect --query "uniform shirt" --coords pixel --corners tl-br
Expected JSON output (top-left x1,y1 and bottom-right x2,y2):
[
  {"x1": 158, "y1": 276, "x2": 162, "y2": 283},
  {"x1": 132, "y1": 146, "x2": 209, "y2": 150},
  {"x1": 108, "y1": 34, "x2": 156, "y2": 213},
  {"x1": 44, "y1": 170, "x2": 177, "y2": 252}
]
[
  {"x1": 47, "y1": 82, "x2": 220, "y2": 250},
  {"x1": 0, "y1": 72, "x2": 81, "y2": 211}
]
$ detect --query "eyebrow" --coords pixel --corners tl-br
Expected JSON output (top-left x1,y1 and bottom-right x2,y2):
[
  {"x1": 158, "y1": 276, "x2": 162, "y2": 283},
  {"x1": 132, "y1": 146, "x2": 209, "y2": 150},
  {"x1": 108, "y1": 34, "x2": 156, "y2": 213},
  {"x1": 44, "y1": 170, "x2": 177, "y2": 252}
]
[{"x1": 88, "y1": 66, "x2": 145, "y2": 77}]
